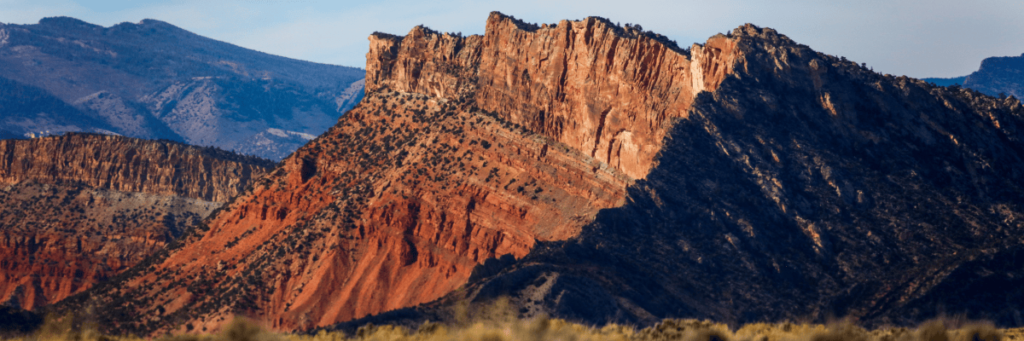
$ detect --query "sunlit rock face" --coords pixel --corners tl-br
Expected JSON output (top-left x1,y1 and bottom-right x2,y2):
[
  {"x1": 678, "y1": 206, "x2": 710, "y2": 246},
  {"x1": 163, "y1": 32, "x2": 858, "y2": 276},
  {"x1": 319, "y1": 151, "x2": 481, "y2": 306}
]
[{"x1": 0, "y1": 133, "x2": 273, "y2": 310}]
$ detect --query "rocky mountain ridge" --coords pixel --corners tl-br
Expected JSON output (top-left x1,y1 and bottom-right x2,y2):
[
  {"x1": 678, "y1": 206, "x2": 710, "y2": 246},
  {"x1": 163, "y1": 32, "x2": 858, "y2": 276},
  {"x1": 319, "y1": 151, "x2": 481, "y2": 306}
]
[
  {"x1": 0, "y1": 17, "x2": 365, "y2": 159},
  {"x1": 962, "y1": 52, "x2": 1024, "y2": 99},
  {"x1": 54, "y1": 12, "x2": 1024, "y2": 336}
]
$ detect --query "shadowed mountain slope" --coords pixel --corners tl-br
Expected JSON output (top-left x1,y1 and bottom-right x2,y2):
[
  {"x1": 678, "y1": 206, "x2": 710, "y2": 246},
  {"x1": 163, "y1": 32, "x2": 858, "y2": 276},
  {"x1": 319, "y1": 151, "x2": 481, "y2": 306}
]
[
  {"x1": 962, "y1": 53, "x2": 1024, "y2": 100},
  {"x1": 0, "y1": 17, "x2": 365, "y2": 159}
]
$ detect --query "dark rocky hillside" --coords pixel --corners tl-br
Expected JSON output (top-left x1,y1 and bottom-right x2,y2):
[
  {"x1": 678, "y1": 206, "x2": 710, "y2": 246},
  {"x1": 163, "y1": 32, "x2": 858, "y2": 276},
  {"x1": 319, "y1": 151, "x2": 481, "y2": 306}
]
[
  {"x1": 0, "y1": 17, "x2": 365, "y2": 159},
  {"x1": 963, "y1": 53, "x2": 1024, "y2": 99},
  {"x1": 0, "y1": 76, "x2": 118, "y2": 138}
]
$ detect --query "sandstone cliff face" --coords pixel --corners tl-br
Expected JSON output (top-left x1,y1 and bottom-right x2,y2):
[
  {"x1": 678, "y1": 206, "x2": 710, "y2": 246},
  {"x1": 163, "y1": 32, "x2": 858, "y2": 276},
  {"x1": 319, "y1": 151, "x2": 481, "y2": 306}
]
[
  {"x1": 62, "y1": 89, "x2": 632, "y2": 334},
  {"x1": 0, "y1": 133, "x2": 275, "y2": 202},
  {"x1": 64, "y1": 13, "x2": 1024, "y2": 335},
  {"x1": 367, "y1": 13, "x2": 739, "y2": 179},
  {"x1": 0, "y1": 182, "x2": 219, "y2": 310}
]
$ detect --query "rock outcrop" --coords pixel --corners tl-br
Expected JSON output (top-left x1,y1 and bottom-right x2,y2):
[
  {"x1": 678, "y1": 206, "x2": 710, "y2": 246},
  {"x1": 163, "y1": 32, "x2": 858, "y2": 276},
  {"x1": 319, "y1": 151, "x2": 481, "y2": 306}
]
[
  {"x1": 0, "y1": 133, "x2": 274, "y2": 310},
  {"x1": 962, "y1": 52, "x2": 1024, "y2": 99},
  {"x1": 0, "y1": 133, "x2": 275, "y2": 202},
  {"x1": 0, "y1": 17, "x2": 365, "y2": 160},
  {"x1": 366, "y1": 14, "x2": 738, "y2": 179},
  {"x1": 60, "y1": 12, "x2": 1024, "y2": 336}
]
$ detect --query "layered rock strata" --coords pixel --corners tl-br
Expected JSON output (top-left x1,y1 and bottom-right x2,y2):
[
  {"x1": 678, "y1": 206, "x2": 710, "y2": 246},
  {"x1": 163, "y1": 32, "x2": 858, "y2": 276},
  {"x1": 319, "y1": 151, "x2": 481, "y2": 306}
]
[
  {"x1": 0, "y1": 133, "x2": 273, "y2": 310},
  {"x1": 0, "y1": 182, "x2": 219, "y2": 310},
  {"x1": 0, "y1": 133, "x2": 275, "y2": 202},
  {"x1": 367, "y1": 13, "x2": 738, "y2": 179}
]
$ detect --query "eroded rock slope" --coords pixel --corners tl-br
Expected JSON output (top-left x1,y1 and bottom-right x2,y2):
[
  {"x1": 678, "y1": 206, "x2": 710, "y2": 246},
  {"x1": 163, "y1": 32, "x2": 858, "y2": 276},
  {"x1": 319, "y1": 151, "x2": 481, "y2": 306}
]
[{"x1": 0, "y1": 134, "x2": 273, "y2": 310}]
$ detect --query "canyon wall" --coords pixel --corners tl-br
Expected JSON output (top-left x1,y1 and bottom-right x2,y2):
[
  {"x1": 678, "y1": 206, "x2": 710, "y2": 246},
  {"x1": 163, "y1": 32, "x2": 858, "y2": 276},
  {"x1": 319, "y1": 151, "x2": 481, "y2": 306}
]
[
  {"x1": 0, "y1": 133, "x2": 275, "y2": 202},
  {"x1": 367, "y1": 12, "x2": 740, "y2": 179},
  {"x1": 0, "y1": 133, "x2": 274, "y2": 310}
]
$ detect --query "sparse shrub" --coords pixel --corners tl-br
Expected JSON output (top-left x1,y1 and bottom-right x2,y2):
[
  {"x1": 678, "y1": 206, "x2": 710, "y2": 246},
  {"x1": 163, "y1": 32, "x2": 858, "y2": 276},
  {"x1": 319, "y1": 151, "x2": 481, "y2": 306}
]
[
  {"x1": 809, "y1": 321, "x2": 870, "y2": 341},
  {"x1": 954, "y1": 323, "x2": 1003, "y2": 341},
  {"x1": 917, "y1": 320, "x2": 949, "y2": 341}
]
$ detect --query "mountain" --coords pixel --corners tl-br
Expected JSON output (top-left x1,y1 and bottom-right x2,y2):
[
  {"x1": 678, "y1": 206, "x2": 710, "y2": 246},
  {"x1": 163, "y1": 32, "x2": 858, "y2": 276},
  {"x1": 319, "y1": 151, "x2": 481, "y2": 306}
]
[
  {"x1": 0, "y1": 17, "x2": 365, "y2": 160},
  {"x1": 923, "y1": 53, "x2": 1024, "y2": 99},
  {"x1": 0, "y1": 133, "x2": 275, "y2": 309},
  {"x1": 0, "y1": 76, "x2": 119, "y2": 138},
  {"x1": 57, "y1": 12, "x2": 1024, "y2": 335},
  {"x1": 921, "y1": 76, "x2": 965, "y2": 87},
  {"x1": 962, "y1": 53, "x2": 1024, "y2": 99},
  {"x1": 338, "y1": 20, "x2": 1024, "y2": 329}
]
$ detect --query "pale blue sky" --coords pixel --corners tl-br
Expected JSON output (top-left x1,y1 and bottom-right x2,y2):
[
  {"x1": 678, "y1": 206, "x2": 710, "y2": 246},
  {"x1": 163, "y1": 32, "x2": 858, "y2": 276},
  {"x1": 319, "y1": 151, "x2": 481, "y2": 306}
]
[{"x1": 2, "y1": 0, "x2": 1022, "y2": 78}]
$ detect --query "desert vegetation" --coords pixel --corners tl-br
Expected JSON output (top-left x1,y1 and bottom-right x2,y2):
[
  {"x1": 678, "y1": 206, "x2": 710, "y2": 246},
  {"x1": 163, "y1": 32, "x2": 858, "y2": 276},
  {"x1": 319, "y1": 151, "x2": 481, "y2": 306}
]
[{"x1": 6, "y1": 307, "x2": 1020, "y2": 341}]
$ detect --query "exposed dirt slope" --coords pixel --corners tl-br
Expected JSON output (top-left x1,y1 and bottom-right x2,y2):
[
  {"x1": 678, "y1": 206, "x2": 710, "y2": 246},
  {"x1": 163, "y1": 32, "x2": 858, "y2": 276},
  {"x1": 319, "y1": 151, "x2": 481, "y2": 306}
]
[{"x1": 62, "y1": 12, "x2": 1024, "y2": 335}]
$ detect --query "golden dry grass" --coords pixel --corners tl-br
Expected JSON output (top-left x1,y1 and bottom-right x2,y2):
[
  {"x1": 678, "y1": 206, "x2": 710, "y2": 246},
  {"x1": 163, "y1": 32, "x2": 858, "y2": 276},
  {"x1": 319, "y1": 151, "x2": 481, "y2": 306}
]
[{"x1": 7, "y1": 312, "x2": 1023, "y2": 341}]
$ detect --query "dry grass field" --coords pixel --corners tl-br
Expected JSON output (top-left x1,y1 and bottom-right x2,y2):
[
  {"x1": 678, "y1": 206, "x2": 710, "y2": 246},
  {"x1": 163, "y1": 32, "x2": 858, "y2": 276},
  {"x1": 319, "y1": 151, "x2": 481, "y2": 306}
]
[{"x1": 8, "y1": 314, "x2": 1021, "y2": 341}]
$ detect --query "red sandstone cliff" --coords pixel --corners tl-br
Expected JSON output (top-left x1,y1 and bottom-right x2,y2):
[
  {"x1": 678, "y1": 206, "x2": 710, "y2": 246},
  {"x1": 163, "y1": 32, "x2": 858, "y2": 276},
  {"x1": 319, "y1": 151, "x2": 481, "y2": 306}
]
[
  {"x1": 367, "y1": 13, "x2": 739, "y2": 179},
  {"x1": 0, "y1": 133, "x2": 273, "y2": 310},
  {"x1": 0, "y1": 133, "x2": 276, "y2": 202},
  {"x1": 58, "y1": 13, "x2": 744, "y2": 335}
]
